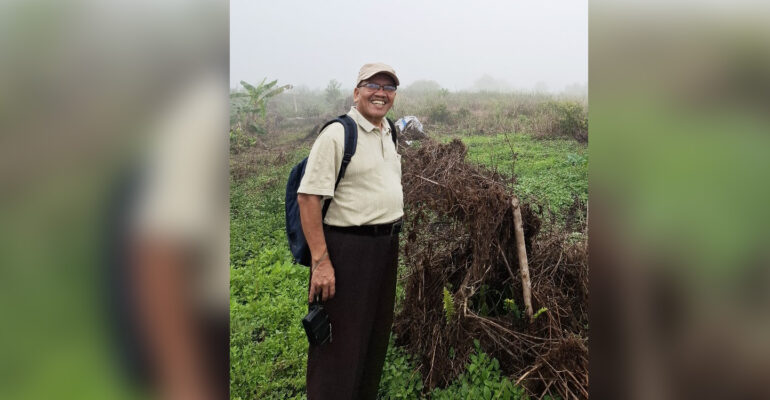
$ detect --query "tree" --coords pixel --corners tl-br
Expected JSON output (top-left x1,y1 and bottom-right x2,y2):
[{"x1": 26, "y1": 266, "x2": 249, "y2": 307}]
[{"x1": 324, "y1": 79, "x2": 342, "y2": 105}]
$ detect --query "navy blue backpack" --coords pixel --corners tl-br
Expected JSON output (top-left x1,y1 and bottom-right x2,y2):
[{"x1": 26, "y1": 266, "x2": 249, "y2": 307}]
[{"x1": 285, "y1": 114, "x2": 397, "y2": 266}]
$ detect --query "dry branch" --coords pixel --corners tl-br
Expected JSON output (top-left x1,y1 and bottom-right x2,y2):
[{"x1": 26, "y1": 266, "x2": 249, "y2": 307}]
[{"x1": 511, "y1": 195, "x2": 533, "y2": 320}]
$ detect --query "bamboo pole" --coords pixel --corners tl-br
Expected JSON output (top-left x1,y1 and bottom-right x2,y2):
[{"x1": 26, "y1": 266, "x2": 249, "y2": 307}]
[{"x1": 511, "y1": 196, "x2": 533, "y2": 320}]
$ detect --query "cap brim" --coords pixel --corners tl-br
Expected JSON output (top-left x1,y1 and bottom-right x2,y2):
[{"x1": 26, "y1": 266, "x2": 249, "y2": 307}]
[{"x1": 359, "y1": 71, "x2": 400, "y2": 86}]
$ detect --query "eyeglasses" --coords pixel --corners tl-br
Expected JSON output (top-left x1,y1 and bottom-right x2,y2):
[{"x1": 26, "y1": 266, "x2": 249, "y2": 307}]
[{"x1": 358, "y1": 82, "x2": 397, "y2": 92}]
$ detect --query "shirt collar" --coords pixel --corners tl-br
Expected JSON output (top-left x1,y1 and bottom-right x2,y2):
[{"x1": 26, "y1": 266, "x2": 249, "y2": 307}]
[{"x1": 349, "y1": 107, "x2": 389, "y2": 134}]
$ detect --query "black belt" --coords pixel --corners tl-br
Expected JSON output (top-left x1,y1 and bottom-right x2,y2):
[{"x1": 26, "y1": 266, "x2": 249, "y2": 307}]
[{"x1": 325, "y1": 219, "x2": 403, "y2": 236}]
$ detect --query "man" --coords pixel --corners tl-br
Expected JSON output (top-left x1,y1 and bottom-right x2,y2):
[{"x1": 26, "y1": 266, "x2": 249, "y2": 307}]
[{"x1": 297, "y1": 62, "x2": 403, "y2": 400}]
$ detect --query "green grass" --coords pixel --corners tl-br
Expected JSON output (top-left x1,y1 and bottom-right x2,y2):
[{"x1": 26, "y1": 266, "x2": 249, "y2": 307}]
[
  {"x1": 455, "y1": 133, "x2": 588, "y2": 217},
  {"x1": 230, "y1": 132, "x2": 586, "y2": 399}
]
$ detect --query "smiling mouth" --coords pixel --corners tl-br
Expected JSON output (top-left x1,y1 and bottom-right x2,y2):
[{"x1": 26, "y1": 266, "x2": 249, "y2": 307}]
[{"x1": 371, "y1": 100, "x2": 386, "y2": 105}]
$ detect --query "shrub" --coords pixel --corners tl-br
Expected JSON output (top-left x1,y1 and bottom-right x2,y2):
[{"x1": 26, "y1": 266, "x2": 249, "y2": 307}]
[
  {"x1": 456, "y1": 107, "x2": 471, "y2": 121},
  {"x1": 552, "y1": 101, "x2": 587, "y2": 142},
  {"x1": 229, "y1": 126, "x2": 258, "y2": 154},
  {"x1": 427, "y1": 103, "x2": 452, "y2": 125}
]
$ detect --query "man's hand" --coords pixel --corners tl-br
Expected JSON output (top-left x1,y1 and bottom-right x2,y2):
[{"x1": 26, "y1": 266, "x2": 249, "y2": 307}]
[{"x1": 309, "y1": 257, "x2": 336, "y2": 303}]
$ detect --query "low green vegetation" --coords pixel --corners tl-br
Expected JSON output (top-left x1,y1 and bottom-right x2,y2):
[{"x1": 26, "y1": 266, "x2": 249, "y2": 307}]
[
  {"x1": 379, "y1": 339, "x2": 533, "y2": 400},
  {"x1": 230, "y1": 150, "x2": 309, "y2": 400},
  {"x1": 431, "y1": 341, "x2": 529, "y2": 400},
  {"x1": 377, "y1": 336, "x2": 424, "y2": 399},
  {"x1": 230, "y1": 251, "x2": 307, "y2": 399},
  {"x1": 457, "y1": 133, "x2": 588, "y2": 217}
]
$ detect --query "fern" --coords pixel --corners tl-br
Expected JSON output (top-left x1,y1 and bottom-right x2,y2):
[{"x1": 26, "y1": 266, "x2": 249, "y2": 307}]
[
  {"x1": 504, "y1": 298, "x2": 521, "y2": 319},
  {"x1": 532, "y1": 307, "x2": 548, "y2": 320},
  {"x1": 442, "y1": 287, "x2": 455, "y2": 323}
]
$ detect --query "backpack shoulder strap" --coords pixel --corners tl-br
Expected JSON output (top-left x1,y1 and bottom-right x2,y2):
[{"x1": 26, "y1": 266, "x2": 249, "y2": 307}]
[
  {"x1": 336, "y1": 114, "x2": 358, "y2": 184},
  {"x1": 321, "y1": 114, "x2": 357, "y2": 218},
  {"x1": 387, "y1": 117, "x2": 397, "y2": 146}
]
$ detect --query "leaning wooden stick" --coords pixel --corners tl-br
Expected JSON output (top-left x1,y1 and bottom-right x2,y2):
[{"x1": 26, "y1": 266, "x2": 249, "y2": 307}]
[{"x1": 511, "y1": 196, "x2": 533, "y2": 320}]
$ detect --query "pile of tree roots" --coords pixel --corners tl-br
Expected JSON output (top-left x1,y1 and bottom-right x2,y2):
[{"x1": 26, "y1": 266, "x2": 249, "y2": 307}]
[{"x1": 394, "y1": 138, "x2": 588, "y2": 399}]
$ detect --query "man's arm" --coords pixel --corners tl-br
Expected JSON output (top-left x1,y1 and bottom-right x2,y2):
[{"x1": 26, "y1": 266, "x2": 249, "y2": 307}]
[{"x1": 297, "y1": 193, "x2": 336, "y2": 302}]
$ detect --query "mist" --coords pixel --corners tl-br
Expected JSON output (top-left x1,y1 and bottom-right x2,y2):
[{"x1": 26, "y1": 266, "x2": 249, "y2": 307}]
[{"x1": 230, "y1": 0, "x2": 587, "y2": 94}]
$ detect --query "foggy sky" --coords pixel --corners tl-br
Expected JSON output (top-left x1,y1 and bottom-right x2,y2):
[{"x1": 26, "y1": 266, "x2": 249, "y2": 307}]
[{"x1": 230, "y1": 0, "x2": 587, "y2": 92}]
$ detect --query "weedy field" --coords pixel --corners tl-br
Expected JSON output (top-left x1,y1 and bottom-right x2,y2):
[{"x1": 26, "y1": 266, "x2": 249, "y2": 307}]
[{"x1": 230, "y1": 82, "x2": 587, "y2": 400}]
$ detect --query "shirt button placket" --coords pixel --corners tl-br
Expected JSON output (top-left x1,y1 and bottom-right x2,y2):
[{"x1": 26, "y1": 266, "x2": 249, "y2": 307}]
[{"x1": 380, "y1": 129, "x2": 385, "y2": 159}]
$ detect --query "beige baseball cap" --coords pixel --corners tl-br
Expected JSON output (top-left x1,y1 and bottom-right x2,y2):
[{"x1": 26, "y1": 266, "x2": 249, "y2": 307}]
[{"x1": 356, "y1": 62, "x2": 400, "y2": 87}]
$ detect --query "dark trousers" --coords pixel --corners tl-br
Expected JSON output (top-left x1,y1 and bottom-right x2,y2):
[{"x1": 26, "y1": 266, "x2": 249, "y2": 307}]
[{"x1": 306, "y1": 226, "x2": 399, "y2": 400}]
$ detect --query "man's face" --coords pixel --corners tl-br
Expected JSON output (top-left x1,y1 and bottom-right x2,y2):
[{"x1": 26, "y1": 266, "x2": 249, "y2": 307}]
[{"x1": 353, "y1": 73, "x2": 397, "y2": 125}]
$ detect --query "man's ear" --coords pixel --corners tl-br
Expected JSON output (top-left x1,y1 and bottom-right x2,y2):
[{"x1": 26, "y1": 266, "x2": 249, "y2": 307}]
[{"x1": 353, "y1": 87, "x2": 360, "y2": 104}]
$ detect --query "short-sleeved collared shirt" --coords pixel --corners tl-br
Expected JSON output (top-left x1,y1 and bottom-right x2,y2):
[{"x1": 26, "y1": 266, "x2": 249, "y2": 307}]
[{"x1": 297, "y1": 107, "x2": 404, "y2": 226}]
